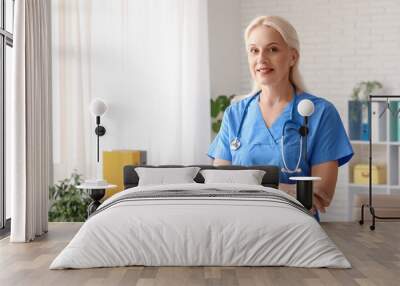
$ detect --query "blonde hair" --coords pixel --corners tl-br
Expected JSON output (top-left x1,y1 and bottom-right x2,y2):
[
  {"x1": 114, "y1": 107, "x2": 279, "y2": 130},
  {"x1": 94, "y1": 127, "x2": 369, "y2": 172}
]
[{"x1": 244, "y1": 16, "x2": 306, "y2": 93}]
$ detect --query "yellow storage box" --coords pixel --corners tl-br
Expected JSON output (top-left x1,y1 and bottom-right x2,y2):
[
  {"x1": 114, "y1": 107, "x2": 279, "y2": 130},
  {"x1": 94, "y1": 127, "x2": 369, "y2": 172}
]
[
  {"x1": 103, "y1": 150, "x2": 146, "y2": 198},
  {"x1": 353, "y1": 164, "x2": 386, "y2": 185}
]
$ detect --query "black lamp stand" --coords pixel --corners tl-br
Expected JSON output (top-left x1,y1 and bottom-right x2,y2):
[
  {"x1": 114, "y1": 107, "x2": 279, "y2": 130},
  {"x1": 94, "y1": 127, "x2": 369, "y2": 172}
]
[
  {"x1": 87, "y1": 189, "x2": 106, "y2": 216},
  {"x1": 296, "y1": 116, "x2": 313, "y2": 210},
  {"x1": 94, "y1": 115, "x2": 106, "y2": 162},
  {"x1": 299, "y1": 116, "x2": 309, "y2": 162}
]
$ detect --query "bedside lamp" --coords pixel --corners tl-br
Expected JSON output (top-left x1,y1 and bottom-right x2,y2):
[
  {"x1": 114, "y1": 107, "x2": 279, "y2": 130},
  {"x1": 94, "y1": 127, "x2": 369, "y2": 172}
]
[
  {"x1": 289, "y1": 99, "x2": 321, "y2": 210},
  {"x1": 79, "y1": 98, "x2": 113, "y2": 216},
  {"x1": 89, "y1": 98, "x2": 107, "y2": 162}
]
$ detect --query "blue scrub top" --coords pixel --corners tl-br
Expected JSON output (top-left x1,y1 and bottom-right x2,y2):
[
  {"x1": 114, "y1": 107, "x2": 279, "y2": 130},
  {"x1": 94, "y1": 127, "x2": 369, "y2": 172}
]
[{"x1": 208, "y1": 91, "x2": 354, "y2": 184}]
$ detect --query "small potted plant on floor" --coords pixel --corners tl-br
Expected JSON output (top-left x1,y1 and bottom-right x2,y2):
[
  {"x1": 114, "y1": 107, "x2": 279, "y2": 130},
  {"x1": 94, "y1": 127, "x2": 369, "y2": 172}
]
[{"x1": 49, "y1": 171, "x2": 91, "y2": 222}]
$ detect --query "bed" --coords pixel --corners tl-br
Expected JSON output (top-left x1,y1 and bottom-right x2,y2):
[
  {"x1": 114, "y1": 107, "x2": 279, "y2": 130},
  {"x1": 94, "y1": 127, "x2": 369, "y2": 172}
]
[{"x1": 50, "y1": 165, "x2": 350, "y2": 269}]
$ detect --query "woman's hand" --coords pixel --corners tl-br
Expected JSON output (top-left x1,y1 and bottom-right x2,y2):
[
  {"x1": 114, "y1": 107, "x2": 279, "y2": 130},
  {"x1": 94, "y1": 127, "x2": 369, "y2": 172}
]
[
  {"x1": 280, "y1": 183, "x2": 329, "y2": 213},
  {"x1": 312, "y1": 192, "x2": 328, "y2": 213},
  {"x1": 311, "y1": 160, "x2": 338, "y2": 213}
]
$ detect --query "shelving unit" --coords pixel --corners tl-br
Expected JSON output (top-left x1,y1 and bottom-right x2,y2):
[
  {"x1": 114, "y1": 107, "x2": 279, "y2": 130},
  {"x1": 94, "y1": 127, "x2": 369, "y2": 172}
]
[
  {"x1": 348, "y1": 96, "x2": 400, "y2": 229},
  {"x1": 349, "y1": 102, "x2": 397, "y2": 189}
]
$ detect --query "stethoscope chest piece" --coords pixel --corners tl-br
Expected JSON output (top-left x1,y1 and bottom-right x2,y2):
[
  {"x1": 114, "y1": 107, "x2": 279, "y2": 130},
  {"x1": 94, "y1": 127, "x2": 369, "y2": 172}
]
[{"x1": 230, "y1": 137, "x2": 241, "y2": 151}]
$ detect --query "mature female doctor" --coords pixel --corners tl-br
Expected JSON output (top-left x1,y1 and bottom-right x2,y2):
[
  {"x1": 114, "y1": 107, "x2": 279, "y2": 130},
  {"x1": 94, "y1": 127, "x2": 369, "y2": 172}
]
[{"x1": 208, "y1": 16, "x2": 353, "y2": 215}]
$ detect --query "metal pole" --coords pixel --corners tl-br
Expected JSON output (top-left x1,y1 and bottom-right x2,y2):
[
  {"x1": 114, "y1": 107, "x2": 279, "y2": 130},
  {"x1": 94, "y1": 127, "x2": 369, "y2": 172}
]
[
  {"x1": 368, "y1": 95, "x2": 372, "y2": 208},
  {"x1": 97, "y1": 126, "x2": 99, "y2": 163}
]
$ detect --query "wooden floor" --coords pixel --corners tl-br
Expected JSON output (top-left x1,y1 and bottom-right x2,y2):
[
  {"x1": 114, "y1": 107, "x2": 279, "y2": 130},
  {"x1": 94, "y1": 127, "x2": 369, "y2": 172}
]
[{"x1": 0, "y1": 222, "x2": 399, "y2": 286}]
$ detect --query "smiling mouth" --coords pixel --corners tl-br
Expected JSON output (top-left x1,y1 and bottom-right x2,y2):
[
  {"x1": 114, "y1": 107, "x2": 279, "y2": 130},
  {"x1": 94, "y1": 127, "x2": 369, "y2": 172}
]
[{"x1": 257, "y1": 67, "x2": 274, "y2": 74}]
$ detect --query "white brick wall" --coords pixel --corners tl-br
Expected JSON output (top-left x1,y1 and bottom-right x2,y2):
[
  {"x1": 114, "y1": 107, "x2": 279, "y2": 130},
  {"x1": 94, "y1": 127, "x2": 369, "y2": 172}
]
[{"x1": 239, "y1": 0, "x2": 400, "y2": 221}]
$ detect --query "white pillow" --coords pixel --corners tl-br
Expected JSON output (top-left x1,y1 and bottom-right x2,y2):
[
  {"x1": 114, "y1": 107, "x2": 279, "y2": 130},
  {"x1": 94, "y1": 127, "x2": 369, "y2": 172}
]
[
  {"x1": 135, "y1": 167, "x2": 200, "y2": 186},
  {"x1": 200, "y1": 169, "x2": 266, "y2": 185}
]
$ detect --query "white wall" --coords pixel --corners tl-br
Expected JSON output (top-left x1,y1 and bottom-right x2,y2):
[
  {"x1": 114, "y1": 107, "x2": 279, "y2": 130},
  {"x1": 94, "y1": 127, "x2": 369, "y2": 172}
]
[
  {"x1": 208, "y1": 0, "x2": 241, "y2": 98},
  {"x1": 51, "y1": 0, "x2": 211, "y2": 182},
  {"x1": 237, "y1": 0, "x2": 400, "y2": 221}
]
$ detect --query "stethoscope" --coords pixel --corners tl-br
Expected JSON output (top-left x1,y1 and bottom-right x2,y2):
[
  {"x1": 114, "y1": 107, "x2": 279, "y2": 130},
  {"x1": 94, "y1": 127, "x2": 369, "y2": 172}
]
[{"x1": 230, "y1": 90, "x2": 310, "y2": 174}]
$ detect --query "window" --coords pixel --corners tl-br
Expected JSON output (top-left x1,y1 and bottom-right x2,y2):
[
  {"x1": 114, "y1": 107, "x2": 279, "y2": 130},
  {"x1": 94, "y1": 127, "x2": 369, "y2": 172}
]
[{"x1": 0, "y1": 0, "x2": 14, "y2": 234}]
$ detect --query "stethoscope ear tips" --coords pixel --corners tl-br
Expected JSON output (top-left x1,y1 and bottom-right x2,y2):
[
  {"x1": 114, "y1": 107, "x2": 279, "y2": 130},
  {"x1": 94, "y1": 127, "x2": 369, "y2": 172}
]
[{"x1": 281, "y1": 167, "x2": 302, "y2": 174}]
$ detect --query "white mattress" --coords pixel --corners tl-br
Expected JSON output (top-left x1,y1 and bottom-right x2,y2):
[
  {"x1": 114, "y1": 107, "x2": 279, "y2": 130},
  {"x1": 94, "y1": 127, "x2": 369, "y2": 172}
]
[{"x1": 50, "y1": 183, "x2": 351, "y2": 269}]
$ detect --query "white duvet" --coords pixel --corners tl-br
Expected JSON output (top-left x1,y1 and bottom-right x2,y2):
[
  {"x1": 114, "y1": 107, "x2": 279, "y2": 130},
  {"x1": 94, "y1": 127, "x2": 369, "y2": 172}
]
[{"x1": 50, "y1": 183, "x2": 351, "y2": 269}]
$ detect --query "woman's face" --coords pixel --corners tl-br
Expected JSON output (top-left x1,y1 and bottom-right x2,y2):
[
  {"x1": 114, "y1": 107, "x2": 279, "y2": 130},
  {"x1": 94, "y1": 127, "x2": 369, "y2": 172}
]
[{"x1": 247, "y1": 25, "x2": 297, "y2": 88}]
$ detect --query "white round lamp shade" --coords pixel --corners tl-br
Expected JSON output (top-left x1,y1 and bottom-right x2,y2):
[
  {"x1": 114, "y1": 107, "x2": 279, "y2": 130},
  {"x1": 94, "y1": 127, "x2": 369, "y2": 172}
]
[
  {"x1": 89, "y1": 98, "x2": 107, "y2": 116},
  {"x1": 297, "y1": 99, "x2": 314, "y2": 117}
]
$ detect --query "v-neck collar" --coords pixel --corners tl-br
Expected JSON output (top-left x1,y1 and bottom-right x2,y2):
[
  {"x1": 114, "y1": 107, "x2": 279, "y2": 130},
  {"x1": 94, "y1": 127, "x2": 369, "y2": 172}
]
[{"x1": 255, "y1": 92, "x2": 296, "y2": 143}]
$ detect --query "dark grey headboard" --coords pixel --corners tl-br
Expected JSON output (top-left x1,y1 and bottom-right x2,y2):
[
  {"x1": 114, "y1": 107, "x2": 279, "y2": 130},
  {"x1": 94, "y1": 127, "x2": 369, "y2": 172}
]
[{"x1": 123, "y1": 165, "x2": 280, "y2": 189}]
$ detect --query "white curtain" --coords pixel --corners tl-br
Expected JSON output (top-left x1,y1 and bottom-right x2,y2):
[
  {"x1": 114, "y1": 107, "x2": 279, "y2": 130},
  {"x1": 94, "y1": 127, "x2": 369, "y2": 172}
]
[
  {"x1": 52, "y1": 0, "x2": 94, "y2": 181},
  {"x1": 52, "y1": 0, "x2": 211, "y2": 182},
  {"x1": 10, "y1": 0, "x2": 52, "y2": 242}
]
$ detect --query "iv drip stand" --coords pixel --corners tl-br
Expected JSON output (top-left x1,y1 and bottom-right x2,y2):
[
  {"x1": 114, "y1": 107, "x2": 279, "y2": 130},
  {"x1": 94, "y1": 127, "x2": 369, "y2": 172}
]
[{"x1": 359, "y1": 94, "x2": 400, "y2": 230}]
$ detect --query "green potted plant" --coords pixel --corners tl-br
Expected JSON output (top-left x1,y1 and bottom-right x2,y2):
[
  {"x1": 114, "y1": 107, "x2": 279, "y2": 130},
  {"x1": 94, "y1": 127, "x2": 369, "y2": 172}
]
[
  {"x1": 348, "y1": 81, "x2": 383, "y2": 140},
  {"x1": 351, "y1": 81, "x2": 382, "y2": 101},
  {"x1": 210, "y1": 94, "x2": 235, "y2": 133},
  {"x1": 49, "y1": 171, "x2": 91, "y2": 222}
]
